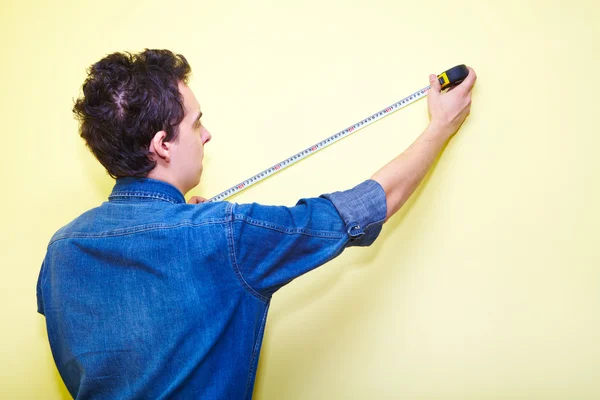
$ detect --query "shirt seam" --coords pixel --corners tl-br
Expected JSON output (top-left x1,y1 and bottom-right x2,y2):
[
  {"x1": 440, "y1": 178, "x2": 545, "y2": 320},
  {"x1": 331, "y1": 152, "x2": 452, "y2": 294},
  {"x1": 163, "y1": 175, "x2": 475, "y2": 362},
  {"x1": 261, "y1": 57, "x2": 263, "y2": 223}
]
[
  {"x1": 49, "y1": 219, "x2": 229, "y2": 245},
  {"x1": 232, "y1": 214, "x2": 346, "y2": 239},
  {"x1": 109, "y1": 191, "x2": 183, "y2": 204},
  {"x1": 245, "y1": 301, "x2": 270, "y2": 398},
  {"x1": 227, "y1": 203, "x2": 270, "y2": 303}
]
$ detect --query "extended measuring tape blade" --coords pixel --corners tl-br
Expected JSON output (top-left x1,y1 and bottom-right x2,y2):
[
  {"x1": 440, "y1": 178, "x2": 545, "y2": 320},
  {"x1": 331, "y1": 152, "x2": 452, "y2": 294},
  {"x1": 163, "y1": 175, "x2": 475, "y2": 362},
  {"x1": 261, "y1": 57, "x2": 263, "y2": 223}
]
[{"x1": 208, "y1": 64, "x2": 469, "y2": 202}]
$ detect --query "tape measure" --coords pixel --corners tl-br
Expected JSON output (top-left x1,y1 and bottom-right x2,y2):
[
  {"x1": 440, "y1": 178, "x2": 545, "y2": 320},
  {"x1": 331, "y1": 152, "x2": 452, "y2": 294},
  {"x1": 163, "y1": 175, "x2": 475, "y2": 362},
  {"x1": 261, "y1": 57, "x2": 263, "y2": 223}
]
[{"x1": 208, "y1": 64, "x2": 469, "y2": 202}]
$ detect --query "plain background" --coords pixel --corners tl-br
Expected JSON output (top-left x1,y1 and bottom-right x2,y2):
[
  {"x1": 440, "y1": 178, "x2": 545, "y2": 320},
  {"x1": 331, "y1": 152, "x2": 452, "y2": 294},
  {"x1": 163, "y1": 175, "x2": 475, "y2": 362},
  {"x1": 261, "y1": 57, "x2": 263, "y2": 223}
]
[{"x1": 1, "y1": 0, "x2": 599, "y2": 398}]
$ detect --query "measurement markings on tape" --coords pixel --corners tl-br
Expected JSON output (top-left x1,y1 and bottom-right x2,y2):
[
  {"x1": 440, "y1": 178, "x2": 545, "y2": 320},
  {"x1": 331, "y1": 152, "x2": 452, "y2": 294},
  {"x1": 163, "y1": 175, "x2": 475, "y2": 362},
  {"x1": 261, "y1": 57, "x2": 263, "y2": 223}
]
[{"x1": 208, "y1": 65, "x2": 468, "y2": 202}]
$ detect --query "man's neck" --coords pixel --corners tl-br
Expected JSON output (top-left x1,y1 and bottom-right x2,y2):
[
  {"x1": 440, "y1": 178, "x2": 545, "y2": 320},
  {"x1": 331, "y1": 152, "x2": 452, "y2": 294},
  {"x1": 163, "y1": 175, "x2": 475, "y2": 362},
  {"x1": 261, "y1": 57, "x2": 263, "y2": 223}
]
[{"x1": 146, "y1": 169, "x2": 187, "y2": 196}]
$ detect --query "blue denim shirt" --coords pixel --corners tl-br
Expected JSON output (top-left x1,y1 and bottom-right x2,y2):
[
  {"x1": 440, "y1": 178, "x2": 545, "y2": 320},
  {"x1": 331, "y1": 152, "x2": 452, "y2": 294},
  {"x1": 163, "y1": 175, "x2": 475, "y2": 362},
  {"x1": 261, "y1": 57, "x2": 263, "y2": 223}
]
[{"x1": 37, "y1": 177, "x2": 387, "y2": 399}]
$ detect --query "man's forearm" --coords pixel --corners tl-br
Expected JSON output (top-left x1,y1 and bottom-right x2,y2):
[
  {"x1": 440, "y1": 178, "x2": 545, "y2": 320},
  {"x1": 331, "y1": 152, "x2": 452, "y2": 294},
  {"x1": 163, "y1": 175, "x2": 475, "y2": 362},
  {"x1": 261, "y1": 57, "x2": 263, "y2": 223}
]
[{"x1": 370, "y1": 124, "x2": 450, "y2": 221}]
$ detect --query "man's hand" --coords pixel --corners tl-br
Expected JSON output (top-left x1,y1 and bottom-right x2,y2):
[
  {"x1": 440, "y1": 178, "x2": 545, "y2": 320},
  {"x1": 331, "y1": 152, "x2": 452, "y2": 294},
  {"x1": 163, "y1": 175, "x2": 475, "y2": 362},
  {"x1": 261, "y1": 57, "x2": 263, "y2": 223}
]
[
  {"x1": 371, "y1": 66, "x2": 477, "y2": 221},
  {"x1": 188, "y1": 196, "x2": 208, "y2": 204},
  {"x1": 427, "y1": 66, "x2": 477, "y2": 139}
]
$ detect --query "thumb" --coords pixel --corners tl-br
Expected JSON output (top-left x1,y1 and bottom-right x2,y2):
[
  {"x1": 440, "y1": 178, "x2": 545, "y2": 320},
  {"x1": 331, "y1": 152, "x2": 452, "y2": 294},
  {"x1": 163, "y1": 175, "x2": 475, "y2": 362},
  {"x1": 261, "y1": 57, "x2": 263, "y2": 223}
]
[{"x1": 428, "y1": 73, "x2": 441, "y2": 95}]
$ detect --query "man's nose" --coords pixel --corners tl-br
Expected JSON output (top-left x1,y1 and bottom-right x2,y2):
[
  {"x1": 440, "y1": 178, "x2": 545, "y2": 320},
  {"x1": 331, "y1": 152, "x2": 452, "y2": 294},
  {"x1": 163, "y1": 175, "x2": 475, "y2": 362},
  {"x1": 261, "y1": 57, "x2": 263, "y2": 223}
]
[{"x1": 202, "y1": 127, "x2": 212, "y2": 144}]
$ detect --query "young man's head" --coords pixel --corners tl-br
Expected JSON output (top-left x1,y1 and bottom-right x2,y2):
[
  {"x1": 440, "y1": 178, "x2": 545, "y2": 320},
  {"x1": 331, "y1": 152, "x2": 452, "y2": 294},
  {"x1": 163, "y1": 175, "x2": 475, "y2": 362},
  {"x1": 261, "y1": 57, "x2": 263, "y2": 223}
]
[{"x1": 73, "y1": 49, "x2": 211, "y2": 195}]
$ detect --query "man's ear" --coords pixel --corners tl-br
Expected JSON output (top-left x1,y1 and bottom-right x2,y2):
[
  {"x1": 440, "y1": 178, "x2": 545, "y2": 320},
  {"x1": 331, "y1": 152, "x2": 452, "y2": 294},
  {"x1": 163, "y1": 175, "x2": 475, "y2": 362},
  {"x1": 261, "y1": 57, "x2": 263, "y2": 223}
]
[{"x1": 149, "y1": 131, "x2": 173, "y2": 162}]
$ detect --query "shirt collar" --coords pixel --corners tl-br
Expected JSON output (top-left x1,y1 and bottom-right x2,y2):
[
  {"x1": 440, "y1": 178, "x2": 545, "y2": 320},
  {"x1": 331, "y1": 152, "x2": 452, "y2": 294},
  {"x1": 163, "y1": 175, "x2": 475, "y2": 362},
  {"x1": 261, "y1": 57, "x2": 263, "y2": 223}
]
[{"x1": 109, "y1": 177, "x2": 186, "y2": 204}]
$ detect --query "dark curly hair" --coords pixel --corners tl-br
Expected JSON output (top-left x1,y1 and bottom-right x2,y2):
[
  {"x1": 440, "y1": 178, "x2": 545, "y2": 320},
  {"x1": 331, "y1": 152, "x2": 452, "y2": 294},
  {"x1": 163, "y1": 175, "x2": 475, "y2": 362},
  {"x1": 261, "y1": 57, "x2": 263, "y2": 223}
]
[{"x1": 73, "y1": 49, "x2": 192, "y2": 178}]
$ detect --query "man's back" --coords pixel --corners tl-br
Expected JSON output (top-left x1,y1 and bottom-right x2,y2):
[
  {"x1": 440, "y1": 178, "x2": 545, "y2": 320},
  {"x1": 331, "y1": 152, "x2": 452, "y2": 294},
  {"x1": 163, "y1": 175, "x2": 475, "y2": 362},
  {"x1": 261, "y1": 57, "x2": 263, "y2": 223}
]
[
  {"x1": 37, "y1": 177, "x2": 386, "y2": 399},
  {"x1": 37, "y1": 48, "x2": 474, "y2": 398}
]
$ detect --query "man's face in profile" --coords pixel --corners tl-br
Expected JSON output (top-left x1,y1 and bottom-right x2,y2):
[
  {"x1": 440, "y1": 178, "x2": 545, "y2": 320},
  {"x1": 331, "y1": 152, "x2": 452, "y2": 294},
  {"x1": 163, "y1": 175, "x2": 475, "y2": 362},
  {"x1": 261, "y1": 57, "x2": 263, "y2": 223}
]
[{"x1": 169, "y1": 82, "x2": 212, "y2": 191}]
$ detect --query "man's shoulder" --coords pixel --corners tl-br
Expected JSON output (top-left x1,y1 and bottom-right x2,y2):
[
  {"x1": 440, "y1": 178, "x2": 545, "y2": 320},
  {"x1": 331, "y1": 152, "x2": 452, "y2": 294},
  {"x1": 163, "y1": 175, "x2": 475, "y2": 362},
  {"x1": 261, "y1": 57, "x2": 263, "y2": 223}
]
[
  {"x1": 47, "y1": 200, "x2": 234, "y2": 246},
  {"x1": 47, "y1": 204, "x2": 105, "y2": 246}
]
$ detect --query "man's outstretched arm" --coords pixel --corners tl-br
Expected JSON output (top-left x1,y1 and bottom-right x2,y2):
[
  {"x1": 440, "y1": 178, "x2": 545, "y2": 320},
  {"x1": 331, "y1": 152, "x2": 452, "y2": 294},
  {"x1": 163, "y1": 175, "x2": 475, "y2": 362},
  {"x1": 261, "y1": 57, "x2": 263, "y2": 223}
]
[{"x1": 371, "y1": 67, "x2": 477, "y2": 221}]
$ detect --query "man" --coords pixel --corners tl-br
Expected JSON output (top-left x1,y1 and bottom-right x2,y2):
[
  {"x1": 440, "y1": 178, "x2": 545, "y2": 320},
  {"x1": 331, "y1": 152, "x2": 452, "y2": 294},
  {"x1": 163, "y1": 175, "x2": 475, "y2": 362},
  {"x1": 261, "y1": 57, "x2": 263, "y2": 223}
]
[{"x1": 37, "y1": 49, "x2": 476, "y2": 399}]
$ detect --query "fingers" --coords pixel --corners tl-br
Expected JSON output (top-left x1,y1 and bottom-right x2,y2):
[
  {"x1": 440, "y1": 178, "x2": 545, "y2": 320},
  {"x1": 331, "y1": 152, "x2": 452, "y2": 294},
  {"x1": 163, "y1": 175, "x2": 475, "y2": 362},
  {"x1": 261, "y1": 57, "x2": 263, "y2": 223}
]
[
  {"x1": 429, "y1": 73, "x2": 441, "y2": 96},
  {"x1": 456, "y1": 66, "x2": 477, "y2": 95},
  {"x1": 188, "y1": 196, "x2": 208, "y2": 204}
]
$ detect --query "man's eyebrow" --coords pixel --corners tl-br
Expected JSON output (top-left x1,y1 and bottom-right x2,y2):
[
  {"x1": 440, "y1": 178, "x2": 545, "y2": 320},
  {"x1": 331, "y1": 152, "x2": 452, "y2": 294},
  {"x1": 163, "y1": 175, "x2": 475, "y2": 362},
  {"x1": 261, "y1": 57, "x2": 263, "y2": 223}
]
[{"x1": 194, "y1": 111, "x2": 203, "y2": 123}]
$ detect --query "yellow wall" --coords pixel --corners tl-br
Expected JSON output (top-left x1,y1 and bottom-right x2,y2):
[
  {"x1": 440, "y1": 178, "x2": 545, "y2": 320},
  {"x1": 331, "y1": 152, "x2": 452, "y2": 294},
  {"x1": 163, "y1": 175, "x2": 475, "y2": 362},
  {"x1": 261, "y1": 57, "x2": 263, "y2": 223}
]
[{"x1": 1, "y1": 0, "x2": 599, "y2": 398}]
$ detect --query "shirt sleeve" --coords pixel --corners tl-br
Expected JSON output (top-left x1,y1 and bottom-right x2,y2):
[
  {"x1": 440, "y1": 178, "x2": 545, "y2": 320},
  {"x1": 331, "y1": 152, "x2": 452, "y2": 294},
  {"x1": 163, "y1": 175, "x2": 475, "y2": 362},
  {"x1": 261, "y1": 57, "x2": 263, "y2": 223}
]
[
  {"x1": 228, "y1": 179, "x2": 387, "y2": 299},
  {"x1": 36, "y1": 261, "x2": 46, "y2": 315}
]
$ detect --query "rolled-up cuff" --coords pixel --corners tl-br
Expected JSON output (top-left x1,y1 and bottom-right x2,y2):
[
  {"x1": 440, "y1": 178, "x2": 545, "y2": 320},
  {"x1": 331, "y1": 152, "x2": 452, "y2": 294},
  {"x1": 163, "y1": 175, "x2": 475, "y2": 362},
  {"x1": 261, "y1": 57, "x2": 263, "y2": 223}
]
[{"x1": 320, "y1": 179, "x2": 387, "y2": 247}]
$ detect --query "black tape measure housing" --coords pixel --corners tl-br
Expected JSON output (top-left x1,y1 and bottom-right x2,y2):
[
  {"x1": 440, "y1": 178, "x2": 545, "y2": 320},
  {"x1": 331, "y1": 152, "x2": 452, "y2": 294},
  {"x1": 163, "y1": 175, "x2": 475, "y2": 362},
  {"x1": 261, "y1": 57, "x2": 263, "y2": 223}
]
[{"x1": 438, "y1": 64, "x2": 469, "y2": 89}]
